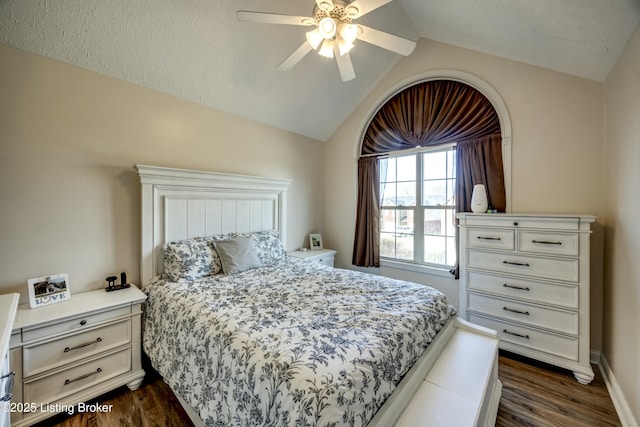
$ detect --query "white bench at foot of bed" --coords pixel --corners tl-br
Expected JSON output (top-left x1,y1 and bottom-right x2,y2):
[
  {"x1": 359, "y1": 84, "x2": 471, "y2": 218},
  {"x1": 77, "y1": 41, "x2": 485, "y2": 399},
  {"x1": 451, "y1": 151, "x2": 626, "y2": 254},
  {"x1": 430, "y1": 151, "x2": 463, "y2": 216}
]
[{"x1": 370, "y1": 317, "x2": 502, "y2": 427}]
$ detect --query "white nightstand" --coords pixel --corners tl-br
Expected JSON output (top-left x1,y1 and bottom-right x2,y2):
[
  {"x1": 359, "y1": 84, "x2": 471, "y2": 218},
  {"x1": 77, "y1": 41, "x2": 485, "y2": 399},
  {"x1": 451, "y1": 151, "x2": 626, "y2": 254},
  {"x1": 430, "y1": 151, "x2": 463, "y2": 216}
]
[
  {"x1": 8, "y1": 286, "x2": 147, "y2": 426},
  {"x1": 289, "y1": 249, "x2": 337, "y2": 267}
]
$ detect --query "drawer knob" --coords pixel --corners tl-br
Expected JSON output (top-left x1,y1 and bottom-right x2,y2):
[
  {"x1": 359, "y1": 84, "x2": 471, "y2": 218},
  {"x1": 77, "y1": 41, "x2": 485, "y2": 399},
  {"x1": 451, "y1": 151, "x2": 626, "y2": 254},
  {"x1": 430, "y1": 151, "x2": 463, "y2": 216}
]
[
  {"x1": 80, "y1": 320, "x2": 88, "y2": 326},
  {"x1": 64, "y1": 337, "x2": 103, "y2": 353},
  {"x1": 513, "y1": 221, "x2": 519, "y2": 226},
  {"x1": 64, "y1": 367, "x2": 102, "y2": 385}
]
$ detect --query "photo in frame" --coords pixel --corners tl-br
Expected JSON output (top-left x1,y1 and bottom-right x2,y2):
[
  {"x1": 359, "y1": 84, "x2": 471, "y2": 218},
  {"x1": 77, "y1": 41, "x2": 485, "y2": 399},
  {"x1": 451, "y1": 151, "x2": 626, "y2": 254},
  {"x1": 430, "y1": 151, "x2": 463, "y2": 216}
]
[
  {"x1": 309, "y1": 233, "x2": 323, "y2": 250},
  {"x1": 27, "y1": 273, "x2": 71, "y2": 308}
]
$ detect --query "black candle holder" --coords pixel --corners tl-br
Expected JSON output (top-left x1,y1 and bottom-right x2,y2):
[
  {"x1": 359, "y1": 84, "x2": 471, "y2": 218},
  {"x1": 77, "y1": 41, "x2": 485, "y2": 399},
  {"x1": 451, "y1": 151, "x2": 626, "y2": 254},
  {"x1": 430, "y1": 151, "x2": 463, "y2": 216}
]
[{"x1": 105, "y1": 272, "x2": 131, "y2": 292}]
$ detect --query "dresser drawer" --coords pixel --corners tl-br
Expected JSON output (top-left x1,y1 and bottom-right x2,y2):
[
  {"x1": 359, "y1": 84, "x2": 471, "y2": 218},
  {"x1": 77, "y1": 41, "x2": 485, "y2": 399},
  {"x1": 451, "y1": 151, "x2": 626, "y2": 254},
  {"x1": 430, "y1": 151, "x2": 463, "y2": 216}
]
[
  {"x1": 314, "y1": 254, "x2": 335, "y2": 266},
  {"x1": 22, "y1": 306, "x2": 131, "y2": 343},
  {"x1": 468, "y1": 315, "x2": 578, "y2": 361},
  {"x1": 461, "y1": 216, "x2": 579, "y2": 230},
  {"x1": 24, "y1": 319, "x2": 132, "y2": 377},
  {"x1": 467, "y1": 293, "x2": 578, "y2": 335},
  {"x1": 467, "y1": 250, "x2": 579, "y2": 282},
  {"x1": 466, "y1": 228, "x2": 514, "y2": 250},
  {"x1": 518, "y1": 231, "x2": 579, "y2": 256},
  {"x1": 467, "y1": 271, "x2": 579, "y2": 309},
  {"x1": 24, "y1": 347, "x2": 131, "y2": 405}
]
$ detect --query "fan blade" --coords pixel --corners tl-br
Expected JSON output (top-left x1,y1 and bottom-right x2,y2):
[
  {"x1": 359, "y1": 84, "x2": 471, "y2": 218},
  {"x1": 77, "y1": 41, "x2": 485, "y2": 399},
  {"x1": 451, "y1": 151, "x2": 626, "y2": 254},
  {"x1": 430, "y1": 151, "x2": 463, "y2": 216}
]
[
  {"x1": 356, "y1": 25, "x2": 416, "y2": 56},
  {"x1": 237, "y1": 10, "x2": 314, "y2": 26},
  {"x1": 315, "y1": 0, "x2": 334, "y2": 12},
  {"x1": 347, "y1": 0, "x2": 391, "y2": 18},
  {"x1": 277, "y1": 42, "x2": 314, "y2": 71},
  {"x1": 335, "y1": 51, "x2": 356, "y2": 82}
]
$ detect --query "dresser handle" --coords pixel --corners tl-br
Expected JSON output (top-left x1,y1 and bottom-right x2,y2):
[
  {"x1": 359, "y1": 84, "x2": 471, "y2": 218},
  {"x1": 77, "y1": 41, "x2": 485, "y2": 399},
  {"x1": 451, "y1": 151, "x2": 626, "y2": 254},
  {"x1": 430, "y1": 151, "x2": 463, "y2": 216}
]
[
  {"x1": 64, "y1": 337, "x2": 102, "y2": 353},
  {"x1": 80, "y1": 320, "x2": 88, "y2": 326},
  {"x1": 531, "y1": 240, "x2": 562, "y2": 245},
  {"x1": 64, "y1": 368, "x2": 102, "y2": 385},
  {"x1": 503, "y1": 260, "x2": 530, "y2": 267},
  {"x1": 503, "y1": 329, "x2": 530, "y2": 339},
  {"x1": 503, "y1": 307, "x2": 530, "y2": 315},
  {"x1": 503, "y1": 283, "x2": 530, "y2": 291},
  {"x1": 1, "y1": 371, "x2": 15, "y2": 400},
  {"x1": 477, "y1": 236, "x2": 501, "y2": 240}
]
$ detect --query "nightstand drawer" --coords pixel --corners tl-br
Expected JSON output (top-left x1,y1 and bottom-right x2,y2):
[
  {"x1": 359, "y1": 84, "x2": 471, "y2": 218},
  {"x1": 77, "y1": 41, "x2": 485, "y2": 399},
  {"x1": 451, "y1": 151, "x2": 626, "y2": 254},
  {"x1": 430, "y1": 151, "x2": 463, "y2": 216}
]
[
  {"x1": 518, "y1": 231, "x2": 579, "y2": 256},
  {"x1": 24, "y1": 347, "x2": 131, "y2": 405},
  {"x1": 468, "y1": 315, "x2": 578, "y2": 361},
  {"x1": 467, "y1": 271, "x2": 579, "y2": 309},
  {"x1": 467, "y1": 250, "x2": 579, "y2": 282},
  {"x1": 22, "y1": 306, "x2": 131, "y2": 343},
  {"x1": 467, "y1": 228, "x2": 514, "y2": 250},
  {"x1": 468, "y1": 293, "x2": 578, "y2": 335},
  {"x1": 24, "y1": 319, "x2": 131, "y2": 377}
]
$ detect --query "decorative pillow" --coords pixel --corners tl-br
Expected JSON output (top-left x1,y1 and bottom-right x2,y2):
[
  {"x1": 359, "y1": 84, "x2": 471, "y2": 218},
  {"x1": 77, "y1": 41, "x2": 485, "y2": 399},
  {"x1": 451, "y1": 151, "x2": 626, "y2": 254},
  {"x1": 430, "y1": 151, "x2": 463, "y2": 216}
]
[
  {"x1": 213, "y1": 237, "x2": 263, "y2": 274},
  {"x1": 229, "y1": 230, "x2": 287, "y2": 266},
  {"x1": 163, "y1": 237, "x2": 222, "y2": 281}
]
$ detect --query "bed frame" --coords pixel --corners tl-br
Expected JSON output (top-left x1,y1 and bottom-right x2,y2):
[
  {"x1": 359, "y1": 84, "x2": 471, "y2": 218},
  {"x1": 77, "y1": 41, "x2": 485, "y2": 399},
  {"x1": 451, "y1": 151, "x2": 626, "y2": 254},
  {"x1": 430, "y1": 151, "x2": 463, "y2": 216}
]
[{"x1": 136, "y1": 164, "x2": 502, "y2": 426}]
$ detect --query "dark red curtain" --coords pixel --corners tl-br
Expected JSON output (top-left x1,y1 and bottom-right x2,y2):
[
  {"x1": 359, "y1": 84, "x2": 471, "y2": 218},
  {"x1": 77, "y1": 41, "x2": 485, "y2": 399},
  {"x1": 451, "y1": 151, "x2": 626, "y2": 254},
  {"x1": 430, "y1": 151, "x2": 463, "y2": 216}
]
[{"x1": 353, "y1": 80, "x2": 505, "y2": 268}]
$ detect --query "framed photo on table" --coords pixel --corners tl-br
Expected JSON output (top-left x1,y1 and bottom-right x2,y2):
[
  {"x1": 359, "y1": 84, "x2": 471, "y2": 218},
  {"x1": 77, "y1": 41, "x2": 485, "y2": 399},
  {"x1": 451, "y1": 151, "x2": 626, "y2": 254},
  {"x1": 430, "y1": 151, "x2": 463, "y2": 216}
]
[
  {"x1": 309, "y1": 233, "x2": 323, "y2": 250},
  {"x1": 27, "y1": 273, "x2": 71, "y2": 308}
]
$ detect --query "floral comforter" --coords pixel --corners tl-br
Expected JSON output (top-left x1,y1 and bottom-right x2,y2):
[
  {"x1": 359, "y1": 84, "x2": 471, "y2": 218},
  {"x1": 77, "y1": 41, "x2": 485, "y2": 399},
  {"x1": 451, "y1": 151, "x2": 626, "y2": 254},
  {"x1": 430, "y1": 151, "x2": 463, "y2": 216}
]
[{"x1": 142, "y1": 258, "x2": 456, "y2": 426}]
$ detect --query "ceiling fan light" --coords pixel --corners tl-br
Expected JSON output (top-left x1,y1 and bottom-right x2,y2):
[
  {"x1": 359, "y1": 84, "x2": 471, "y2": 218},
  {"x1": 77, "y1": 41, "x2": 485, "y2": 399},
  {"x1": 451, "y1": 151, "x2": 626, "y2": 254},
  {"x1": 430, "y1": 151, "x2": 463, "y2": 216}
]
[
  {"x1": 318, "y1": 17, "x2": 337, "y2": 39},
  {"x1": 337, "y1": 37, "x2": 354, "y2": 56},
  {"x1": 339, "y1": 23, "x2": 358, "y2": 44},
  {"x1": 306, "y1": 29, "x2": 323, "y2": 49},
  {"x1": 319, "y1": 39, "x2": 335, "y2": 58}
]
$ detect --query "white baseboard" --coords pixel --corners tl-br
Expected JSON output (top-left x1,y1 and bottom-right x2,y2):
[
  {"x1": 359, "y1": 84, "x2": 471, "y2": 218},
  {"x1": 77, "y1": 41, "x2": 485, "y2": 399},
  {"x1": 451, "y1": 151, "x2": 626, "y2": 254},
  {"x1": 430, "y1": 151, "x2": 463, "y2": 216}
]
[{"x1": 596, "y1": 353, "x2": 638, "y2": 427}]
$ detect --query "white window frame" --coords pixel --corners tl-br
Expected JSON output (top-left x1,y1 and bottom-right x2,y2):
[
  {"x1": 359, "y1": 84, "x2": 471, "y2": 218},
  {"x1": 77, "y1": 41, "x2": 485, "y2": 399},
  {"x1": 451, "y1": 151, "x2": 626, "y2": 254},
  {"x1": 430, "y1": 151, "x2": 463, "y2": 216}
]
[{"x1": 379, "y1": 144, "x2": 457, "y2": 272}]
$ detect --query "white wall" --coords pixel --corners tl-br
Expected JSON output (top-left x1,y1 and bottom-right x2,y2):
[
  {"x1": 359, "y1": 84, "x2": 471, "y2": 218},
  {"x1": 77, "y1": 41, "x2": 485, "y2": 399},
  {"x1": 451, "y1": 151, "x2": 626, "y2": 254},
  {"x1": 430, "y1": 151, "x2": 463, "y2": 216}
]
[
  {"x1": 0, "y1": 43, "x2": 325, "y2": 302},
  {"x1": 603, "y1": 24, "x2": 640, "y2": 425},
  {"x1": 324, "y1": 38, "x2": 605, "y2": 351}
]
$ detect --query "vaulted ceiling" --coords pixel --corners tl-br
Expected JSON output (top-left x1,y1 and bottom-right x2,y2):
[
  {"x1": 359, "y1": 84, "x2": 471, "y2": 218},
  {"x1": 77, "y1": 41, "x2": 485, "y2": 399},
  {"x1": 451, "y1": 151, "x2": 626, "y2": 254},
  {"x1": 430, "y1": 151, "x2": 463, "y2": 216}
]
[{"x1": 2, "y1": 0, "x2": 639, "y2": 141}]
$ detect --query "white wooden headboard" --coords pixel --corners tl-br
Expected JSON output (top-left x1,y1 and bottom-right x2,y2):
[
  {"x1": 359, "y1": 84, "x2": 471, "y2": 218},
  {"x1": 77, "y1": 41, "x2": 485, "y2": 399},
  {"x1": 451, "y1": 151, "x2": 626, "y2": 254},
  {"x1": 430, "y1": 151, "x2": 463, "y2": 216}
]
[{"x1": 136, "y1": 165, "x2": 291, "y2": 285}]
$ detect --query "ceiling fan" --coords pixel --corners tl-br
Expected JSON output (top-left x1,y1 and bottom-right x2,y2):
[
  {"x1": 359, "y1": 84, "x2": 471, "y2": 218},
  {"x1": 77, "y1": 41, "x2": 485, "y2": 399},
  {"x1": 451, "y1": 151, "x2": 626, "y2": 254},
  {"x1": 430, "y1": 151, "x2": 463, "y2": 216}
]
[{"x1": 237, "y1": 0, "x2": 417, "y2": 82}]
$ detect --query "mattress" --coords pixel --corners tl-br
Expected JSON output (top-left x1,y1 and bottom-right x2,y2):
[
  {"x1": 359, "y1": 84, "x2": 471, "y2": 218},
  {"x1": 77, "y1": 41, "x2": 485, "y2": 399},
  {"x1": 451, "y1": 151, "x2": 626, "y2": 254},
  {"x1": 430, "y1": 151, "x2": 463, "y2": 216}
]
[{"x1": 142, "y1": 258, "x2": 456, "y2": 426}]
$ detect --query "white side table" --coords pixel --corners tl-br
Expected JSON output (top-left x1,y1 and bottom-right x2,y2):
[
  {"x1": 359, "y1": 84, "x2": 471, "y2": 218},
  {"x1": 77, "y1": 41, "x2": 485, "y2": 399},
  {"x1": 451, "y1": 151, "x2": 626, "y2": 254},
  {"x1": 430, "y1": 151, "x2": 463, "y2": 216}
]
[{"x1": 289, "y1": 249, "x2": 337, "y2": 267}]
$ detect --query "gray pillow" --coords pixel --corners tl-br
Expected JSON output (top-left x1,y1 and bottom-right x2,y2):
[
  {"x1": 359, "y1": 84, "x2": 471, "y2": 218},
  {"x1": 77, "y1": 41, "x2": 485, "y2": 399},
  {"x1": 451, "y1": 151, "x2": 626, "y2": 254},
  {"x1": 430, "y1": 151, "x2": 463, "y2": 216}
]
[{"x1": 213, "y1": 237, "x2": 262, "y2": 274}]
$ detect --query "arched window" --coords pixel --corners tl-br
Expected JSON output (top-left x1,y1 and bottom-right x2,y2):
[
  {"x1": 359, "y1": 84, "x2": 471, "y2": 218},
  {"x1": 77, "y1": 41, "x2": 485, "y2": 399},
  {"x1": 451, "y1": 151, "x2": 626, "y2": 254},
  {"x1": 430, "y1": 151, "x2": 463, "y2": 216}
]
[{"x1": 353, "y1": 77, "x2": 508, "y2": 274}]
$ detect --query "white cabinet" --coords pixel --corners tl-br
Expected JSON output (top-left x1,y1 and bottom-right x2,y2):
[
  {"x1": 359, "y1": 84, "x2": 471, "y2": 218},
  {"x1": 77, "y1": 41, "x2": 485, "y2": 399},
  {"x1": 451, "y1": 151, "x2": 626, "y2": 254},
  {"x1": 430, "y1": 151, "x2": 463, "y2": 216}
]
[
  {"x1": 457, "y1": 213, "x2": 595, "y2": 384},
  {"x1": 289, "y1": 249, "x2": 337, "y2": 267},
  {"x1": 9, "y1": 287, "x2": 146, "y2": 426},
  {"x1": 1, "y1": 294, "x2": 19, "y2": 427}
]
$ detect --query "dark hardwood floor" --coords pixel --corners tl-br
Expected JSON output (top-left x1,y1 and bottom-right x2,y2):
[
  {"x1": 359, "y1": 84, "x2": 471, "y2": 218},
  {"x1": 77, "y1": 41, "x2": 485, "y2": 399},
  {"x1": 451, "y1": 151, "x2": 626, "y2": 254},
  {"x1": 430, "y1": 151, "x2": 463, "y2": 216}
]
[{"x1": 36, "y1": 351, "x2": 620, "y2": 426}]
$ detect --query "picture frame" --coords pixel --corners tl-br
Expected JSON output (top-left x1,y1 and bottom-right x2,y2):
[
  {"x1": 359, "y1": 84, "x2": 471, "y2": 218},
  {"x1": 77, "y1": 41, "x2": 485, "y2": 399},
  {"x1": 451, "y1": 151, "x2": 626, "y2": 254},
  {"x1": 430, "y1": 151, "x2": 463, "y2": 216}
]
[
  {"x1": 27, "y1": 273, "x2": 71, "y2": 308},
  {"x1": 309, "y1": 233, "x2": 323, "y2": 251}
]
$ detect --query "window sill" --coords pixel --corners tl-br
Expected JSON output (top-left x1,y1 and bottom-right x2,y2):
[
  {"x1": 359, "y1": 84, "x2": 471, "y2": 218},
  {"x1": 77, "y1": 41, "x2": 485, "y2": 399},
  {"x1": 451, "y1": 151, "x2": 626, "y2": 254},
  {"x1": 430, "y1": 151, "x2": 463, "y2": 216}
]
[{"x1": 380, "y1": 259, "x2": 454, "y2": 278}]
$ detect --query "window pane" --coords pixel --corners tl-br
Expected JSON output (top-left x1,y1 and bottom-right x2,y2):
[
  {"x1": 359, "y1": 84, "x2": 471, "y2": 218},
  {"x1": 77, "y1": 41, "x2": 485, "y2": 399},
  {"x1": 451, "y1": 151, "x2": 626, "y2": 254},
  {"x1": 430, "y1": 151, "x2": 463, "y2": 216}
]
[
  {"x1": 423, "y1": 179, "x2": 447, "y2": 205},
  {"x1": 381, "y1": 209, "x2": 396, "y2": 232},
  {"x1": 396, "y1": 208, "x2": 414, "y2": 234},
  {"x1": 382, "y1": 182, "x2": 397, "y2": 206},
  {"x1": 396, "y1": 155, "x2": 416, "y2": 181},
  {"x1": 445, "y1": 208, "x2": 456, "y2": 235},
  {"x1": 444, "y1": 179, "x2": 455, "y2": 206},
  {"x1": 447, "y1": 149, "x2": 456, "y2": 177},
  {"x1": 423, "y1": 151, "x2": 447, "y2": 179},
  {"x1": 424, "y1": 208, "x2": 444, "y2": 236},
  {"x1": 396, "y1": 182, "x2": 416, "y2": 206},
  {"x1": 381, "y1": 233, "x2": 396, "y2": 258},
  {"x1": 380, "y1": 157, "x2": 395, "y2": 183},
  {"x1": 424, "y1": 235, "x2": 446, "y2": 264},
  {"x1": 396, "y1": 233, "x2": 414, "y2": 260}
]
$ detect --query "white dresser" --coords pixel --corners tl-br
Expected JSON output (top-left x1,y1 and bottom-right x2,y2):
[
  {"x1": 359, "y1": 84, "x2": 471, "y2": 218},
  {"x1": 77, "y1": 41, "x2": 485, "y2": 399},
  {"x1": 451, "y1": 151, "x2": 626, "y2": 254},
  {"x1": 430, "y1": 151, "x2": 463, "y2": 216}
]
[
  {"x1": 8, "y1": 287, "x2": 146, "y2": 426},
  {"x1": 1, "y1": 294, "x2": 19, "y2": 427},
  {"x1": 289, "y1": 249, "x2": 337, "y2": 267},
  {"x1": 457, "y1": 213, "x2": 595, "y2": 384}
]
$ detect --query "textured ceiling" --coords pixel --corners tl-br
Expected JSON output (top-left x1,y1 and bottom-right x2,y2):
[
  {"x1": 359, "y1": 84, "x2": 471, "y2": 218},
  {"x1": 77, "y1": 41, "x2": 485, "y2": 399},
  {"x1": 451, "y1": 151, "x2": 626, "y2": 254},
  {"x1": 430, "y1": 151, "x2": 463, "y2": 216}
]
[{"x1": 1, "y1": 0, "x2": 639, "y2": 141}]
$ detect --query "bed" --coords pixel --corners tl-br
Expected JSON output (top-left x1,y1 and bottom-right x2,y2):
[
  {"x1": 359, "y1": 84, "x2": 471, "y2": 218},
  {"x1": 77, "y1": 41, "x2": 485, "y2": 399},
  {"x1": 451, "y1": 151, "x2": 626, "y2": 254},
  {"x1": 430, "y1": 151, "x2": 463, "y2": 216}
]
[{"x1": 136, "y1": 165, "x2": 502, "y2": 426}]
